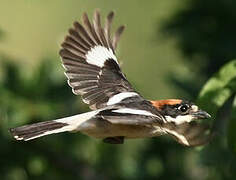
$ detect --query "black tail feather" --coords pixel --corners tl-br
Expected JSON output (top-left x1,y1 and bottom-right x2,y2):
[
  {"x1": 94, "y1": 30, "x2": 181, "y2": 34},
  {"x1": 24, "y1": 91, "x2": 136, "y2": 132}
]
[{"x1": 9, "y1": 121, "x2": 68, "y2": 141}]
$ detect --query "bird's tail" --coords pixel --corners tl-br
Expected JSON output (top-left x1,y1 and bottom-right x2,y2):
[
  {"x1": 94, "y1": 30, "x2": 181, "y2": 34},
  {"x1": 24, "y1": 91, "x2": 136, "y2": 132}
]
[{"x1": 9, "y1": 111, "x2": 97, "y2": 141}]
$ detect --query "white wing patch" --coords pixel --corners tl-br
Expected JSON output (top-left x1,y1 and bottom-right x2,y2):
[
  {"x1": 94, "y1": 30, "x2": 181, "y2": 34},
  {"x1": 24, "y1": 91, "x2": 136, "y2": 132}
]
[
  {"x1": 107, "y1": 92, "x2": 139, "y2": 105},
  {"x1": 112, "y1": 108, "x2": 157, "y2": 117},
  {"x1": 85, "y1": 45, "x2": 117, "y2": 67}
]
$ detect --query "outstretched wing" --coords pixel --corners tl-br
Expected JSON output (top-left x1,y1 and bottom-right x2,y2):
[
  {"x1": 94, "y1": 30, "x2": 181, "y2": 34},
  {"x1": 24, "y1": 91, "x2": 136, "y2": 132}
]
[{"x1": 59, "y1": 10, "x2": 138, "y2": 110}]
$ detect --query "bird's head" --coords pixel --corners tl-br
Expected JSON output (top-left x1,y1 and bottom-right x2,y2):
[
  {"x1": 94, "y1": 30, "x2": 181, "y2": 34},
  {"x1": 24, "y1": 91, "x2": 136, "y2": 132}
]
[{"x1": 151, "y1": 99, "x2": 211, "y2": 125}]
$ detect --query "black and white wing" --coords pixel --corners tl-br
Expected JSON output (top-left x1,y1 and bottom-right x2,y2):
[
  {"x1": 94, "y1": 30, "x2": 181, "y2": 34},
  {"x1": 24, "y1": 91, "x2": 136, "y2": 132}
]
[{"x1": 59, "y1": 10, "x2": 140, "y2": 110}]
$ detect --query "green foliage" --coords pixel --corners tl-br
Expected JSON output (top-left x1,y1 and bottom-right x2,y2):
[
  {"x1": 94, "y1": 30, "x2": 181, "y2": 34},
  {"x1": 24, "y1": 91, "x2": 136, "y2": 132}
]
[
  {"x1": 163, "y1": 0, "x2": 236, "y2": 76},
  {"x1": 197, "y1": 60, "x2": 236, "y2": 153},
  {"x1": 0, "y1": 58, "x2": 84, "y2": 180},
  {"x1": 195, "y1": 60, "x2": 236, "y2": 179},
  {"x1": 228, "y1": 100, "x2": 236, "y2": 154},
  {"x1": 162, "y1": 0, "x2": 236, "y2": 99},
  {"x1": 197, "y1": 60, "x2": 236, "y2": 117}
]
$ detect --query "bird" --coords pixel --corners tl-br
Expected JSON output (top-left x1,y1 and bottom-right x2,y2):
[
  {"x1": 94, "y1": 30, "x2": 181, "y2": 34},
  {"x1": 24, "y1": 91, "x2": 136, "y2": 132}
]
[{"x1": 9, "y1": 10, "x2": 212, "y2": 146}]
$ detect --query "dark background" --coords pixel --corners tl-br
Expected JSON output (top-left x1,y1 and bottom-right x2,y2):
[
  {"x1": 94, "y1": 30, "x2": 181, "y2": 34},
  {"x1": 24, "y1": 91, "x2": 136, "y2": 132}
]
[{"x1": 0, "y1": 0, "x2": 236, "y2": 179}]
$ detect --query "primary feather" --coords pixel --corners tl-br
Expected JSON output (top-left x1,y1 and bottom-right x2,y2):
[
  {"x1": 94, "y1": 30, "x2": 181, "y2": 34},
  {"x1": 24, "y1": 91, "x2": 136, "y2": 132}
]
[{"x1": 60, "y1": 10, "x2": 136, "y2": 110}]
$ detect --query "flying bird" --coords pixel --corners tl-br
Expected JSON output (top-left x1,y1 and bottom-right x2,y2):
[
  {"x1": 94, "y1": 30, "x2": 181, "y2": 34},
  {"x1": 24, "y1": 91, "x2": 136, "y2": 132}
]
[{"x1": 9, "y1": 10, "x2": 211, "y2": 146}]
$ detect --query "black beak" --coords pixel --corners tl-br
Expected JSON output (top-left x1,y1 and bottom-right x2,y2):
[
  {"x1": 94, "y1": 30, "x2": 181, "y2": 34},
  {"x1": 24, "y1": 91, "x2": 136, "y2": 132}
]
[{"x1": 192, "y1": 110, "x2": 211, "y2": 119}]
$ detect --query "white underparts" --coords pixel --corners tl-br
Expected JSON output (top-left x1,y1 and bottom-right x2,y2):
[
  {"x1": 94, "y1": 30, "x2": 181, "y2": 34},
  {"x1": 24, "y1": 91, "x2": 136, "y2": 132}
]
[
  {"x1": 107, "y1": 92, "x2": 139, "y2": 105},
  {"x1": 86, "y1": 45, "x2": 117, "y2": 67},
  {"x1": 164, "y1": 128, "x2": 189, "y2": 146},
  {"x1": 152, "y1": 126, "x2": 165, "y2": 134},
  {"x1": 112, "y1": 108, "x2": 157, "y2": 117},
  {"x1": 165, "y1": 115, "x2": 194, "y2": 125}
]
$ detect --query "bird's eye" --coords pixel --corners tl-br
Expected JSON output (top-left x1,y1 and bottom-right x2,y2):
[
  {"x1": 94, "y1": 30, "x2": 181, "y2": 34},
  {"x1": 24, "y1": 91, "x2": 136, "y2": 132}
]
[{"x1": 179, "y1": 105, "x2": 189, "y2": 113}]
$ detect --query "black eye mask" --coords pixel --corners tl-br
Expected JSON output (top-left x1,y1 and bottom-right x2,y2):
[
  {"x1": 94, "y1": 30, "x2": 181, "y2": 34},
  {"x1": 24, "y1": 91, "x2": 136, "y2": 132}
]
[{"x1": 160, "y1": 101, "x2": 194, "y2": 118}]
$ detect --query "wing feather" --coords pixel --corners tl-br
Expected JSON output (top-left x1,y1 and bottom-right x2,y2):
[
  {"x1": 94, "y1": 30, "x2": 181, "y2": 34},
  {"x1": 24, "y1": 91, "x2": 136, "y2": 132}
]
[
  {"x1": 112, "y1": 26, "x2": 125, "y2": 50},
  {"x1": 93, "y1": 10, "x2": 108, "y2": 47},
  {"x1": 82, "y1": 12, "x2": 102, "y2": 46},
  {"x1": 104, "y1": 11, "x2": 114, "y2": 50},
  {"x1": 60, "y1": 10, "x2": 138, "y2": 109}
]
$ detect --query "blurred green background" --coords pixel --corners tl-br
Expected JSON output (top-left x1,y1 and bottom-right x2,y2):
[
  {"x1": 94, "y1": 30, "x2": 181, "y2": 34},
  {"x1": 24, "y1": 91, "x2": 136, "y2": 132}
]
[{"x1": 0, "y1": 0, "x2": 236, "y2": 179}]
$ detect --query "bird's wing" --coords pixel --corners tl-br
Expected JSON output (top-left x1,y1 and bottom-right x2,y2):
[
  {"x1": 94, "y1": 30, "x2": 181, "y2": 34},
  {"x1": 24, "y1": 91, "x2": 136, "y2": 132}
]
[
  {"x1": 60, "y1": 10, "x2": 139, "y2": 110},
  {"x1": 97, "y1": 107, "x2": 163, "y2": 125},
  {"x1": 163, "y1": 122, "x2": 212, "y2": 146},
  {"x1": 96, "y1": 100, "x2": 166, "y2": 125}
]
